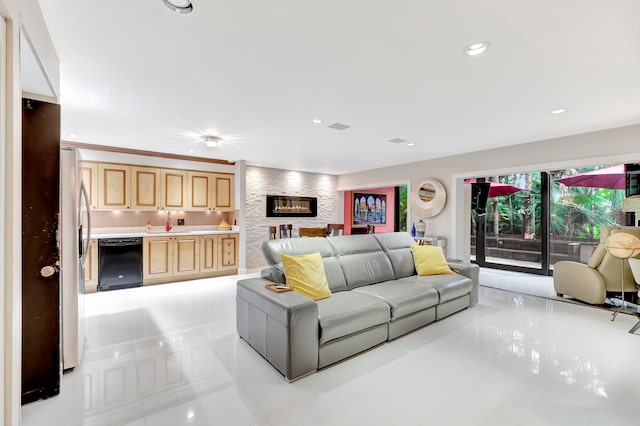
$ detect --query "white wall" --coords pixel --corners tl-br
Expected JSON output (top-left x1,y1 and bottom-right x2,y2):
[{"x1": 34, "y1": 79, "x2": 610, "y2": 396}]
[
  {"x1": 338, "y1": 124, "x2": 640, "y2": 261},
  {"x1": 245, "y1": 166, "x2": 338, "y2": 270}
]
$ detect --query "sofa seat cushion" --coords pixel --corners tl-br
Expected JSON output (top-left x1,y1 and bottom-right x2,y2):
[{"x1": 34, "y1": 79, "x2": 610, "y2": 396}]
[
  {"x1": 400, "y1": 274, "x2": 472, "y2": 303},
  {"x1": 352, "y1": 280, "x2": 439, "y2": 319},
  {"x1": 316, "y1": 292, "x2": 390, "y2": 345}
]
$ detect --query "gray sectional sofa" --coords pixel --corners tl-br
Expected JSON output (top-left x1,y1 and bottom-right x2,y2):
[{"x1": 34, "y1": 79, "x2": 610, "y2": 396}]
[{"x1": 236, "y1": 232, "x2": 479, "y2": 381}]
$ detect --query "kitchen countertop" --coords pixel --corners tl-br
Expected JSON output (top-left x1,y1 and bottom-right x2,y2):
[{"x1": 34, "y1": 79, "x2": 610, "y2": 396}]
[{"x1": 92, "y1": 226, "x2": 239, "y2": 239}]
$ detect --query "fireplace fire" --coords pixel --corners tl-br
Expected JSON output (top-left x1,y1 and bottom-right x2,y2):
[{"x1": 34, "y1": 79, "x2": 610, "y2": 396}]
[{"x1": 266, "y1": 195, "x2": 317, "y2": 217}]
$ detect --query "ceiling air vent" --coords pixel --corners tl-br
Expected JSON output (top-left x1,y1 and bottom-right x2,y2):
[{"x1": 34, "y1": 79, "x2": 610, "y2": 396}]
[
  {"x1": 327, "y1": 122, "x2": 351, "y2": 131},
  {"x1": 388, "y1": 138, "x2": 407, "y2": 144}
]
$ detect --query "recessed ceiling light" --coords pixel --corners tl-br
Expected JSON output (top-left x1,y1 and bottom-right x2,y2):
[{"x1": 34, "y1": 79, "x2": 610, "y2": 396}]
[
  {"x1": 464, "y1": 41, "x2": 490, "y2": 56},
  {"x1": 188, "y1": 149, "x2": 195, "y2": 153},
  {"x1": 407, "y1": 142, "x2": 416, "y2": 147},
  {"x1": 163, "y1": 0, "x2": 193, "y2": 14},
  {"x1": 551, "y1": 108, "x2": 567, "y2": 114},
  {"x1": 69, "y1": 133, "x2": 78, "y2": 139},
  {"x1": 312, "y1": 118, "x2": 323, "y2": 124},
  {"x1": 202, "y1": 135, "x2": 223, "y2": 148}
]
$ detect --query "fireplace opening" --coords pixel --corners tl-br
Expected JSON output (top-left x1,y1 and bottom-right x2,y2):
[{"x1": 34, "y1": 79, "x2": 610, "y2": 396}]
[{"x1": 266, "y1": 195, "x2": 317, "y2": 217}]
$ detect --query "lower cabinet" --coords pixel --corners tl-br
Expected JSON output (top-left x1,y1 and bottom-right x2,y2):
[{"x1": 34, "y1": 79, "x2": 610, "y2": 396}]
[
  {"x1": 173, "y1": 235, "x2": 200, "y2": 277},
  {"x1": 143, "y1": 233, "x2": 238, "y2": 284},
  {"x1": 84, "y1": 239, "x2": 99, "y2": 293},
  {"x1": 218, "y1": 234, "x2": 239, "y2": 270}
]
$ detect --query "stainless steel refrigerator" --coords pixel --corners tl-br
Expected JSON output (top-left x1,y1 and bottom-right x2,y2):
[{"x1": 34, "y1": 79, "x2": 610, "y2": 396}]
[{"x1": 60, "y1": 147, "x2": 91, "y2": 371}]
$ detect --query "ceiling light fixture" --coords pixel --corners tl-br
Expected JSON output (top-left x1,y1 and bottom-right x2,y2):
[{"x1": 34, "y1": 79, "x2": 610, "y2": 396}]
[
  {"x1": 551, "y1": 108, "x2": 567, "y2": 114},
  {"x1": 163, "y1": 0, "x2": 193, "y2": 14},
  {"x1": 464, "y1": 41, "x2": 490, "y2": 56},
  {"x1": 202, "y1": 135, "x2": 223, "y2": 148},
  {"x1": 312, "y1": 118, "x2": 323, "y2": 124},
  {"x1": 407, "y1": 142, "x2": 416, "y2": 147}
]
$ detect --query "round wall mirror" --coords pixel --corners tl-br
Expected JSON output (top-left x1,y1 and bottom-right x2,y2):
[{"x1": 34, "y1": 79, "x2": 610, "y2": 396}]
[{"x1": 415, "y1": 178, "x2": 446, "y2": 217}]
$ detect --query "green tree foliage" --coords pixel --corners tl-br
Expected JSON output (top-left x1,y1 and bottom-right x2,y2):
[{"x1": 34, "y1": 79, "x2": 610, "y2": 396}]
[
  {"x1": 483, "y1": 168, "x2": 623, "y2": 241},
  {"x1": 398, "y1": 185, "x2": 407, "y2": 232}
]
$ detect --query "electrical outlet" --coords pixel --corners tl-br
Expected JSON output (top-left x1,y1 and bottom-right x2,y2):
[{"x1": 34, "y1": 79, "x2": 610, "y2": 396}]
[
  {"x1": 427, "y1": 221, "x2": 433, "y2": 228},
  {"x1": 177, "y1": 219, "x2": 185, "y2": 226}
]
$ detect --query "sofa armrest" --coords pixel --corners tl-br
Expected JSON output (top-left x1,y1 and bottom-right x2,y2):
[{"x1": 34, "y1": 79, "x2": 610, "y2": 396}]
[
  {"x1": 236, "y1": 277, "x2": 318, "y2": 381},
  {"x1": 553, "y1": 261, "x2": 606, "y2": 304},
  {"x1": 448, "y1": 262, "x2": 480, "y2": 305}
]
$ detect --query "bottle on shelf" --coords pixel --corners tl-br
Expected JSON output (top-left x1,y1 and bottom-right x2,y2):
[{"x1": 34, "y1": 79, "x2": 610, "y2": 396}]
[
  {"x1": 166, "y1": 211, "x2": 172, "y2": 232},
  {"x1": 411, "y1": 222, "x2": 416, "y2": 237}
]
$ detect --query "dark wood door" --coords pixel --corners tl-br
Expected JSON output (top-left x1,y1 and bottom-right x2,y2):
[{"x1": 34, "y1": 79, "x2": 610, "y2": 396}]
[{"x1": 21, "y1": 98, "x2": 61, "y2": 404}]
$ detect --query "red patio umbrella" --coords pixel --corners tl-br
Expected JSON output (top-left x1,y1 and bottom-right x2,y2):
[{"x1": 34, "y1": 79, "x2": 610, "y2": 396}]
[
  {"x1": 465, "y1": 179, "x2": 523, "y2": 197},
  {"x1": 555, "y1": 164, "x2": 625, "y2": 189}
]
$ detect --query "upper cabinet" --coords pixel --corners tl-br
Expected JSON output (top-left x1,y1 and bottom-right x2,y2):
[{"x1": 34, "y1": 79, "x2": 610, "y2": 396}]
[
  {"x1": 80, "y1": 162, "x2": 98, "y2": 210},
  {"x1": 213, "y1": 174, "x2": 234, "y2": 211},
  {"x1": 187, "y1": 171, "x2": 212, "y2": 211},
  {"x1": 132, "y1": 166, "x2": 161, "y2": 210},
  {"x1": 98, "y1": 164, "x2": 131, "y2": 210},
  {"x1": 161, "y1": 169, "x2": 188, "y2": 210},
  {"x1": 90, "y1": 162, "x2": 234, "y2": 211},
  {"x1": 187, "y1": 172, "x2": 235, "y2": 211}
]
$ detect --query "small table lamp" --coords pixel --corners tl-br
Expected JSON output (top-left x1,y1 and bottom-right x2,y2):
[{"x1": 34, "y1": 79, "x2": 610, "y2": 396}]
[{"x1": 604, "y1": 232, "x2": 640, "y2": 322}]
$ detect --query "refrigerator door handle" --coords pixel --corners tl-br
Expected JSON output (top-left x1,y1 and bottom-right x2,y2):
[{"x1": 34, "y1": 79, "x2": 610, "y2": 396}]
[{"x1": 79, "y1": 181, "x2": 91, "y2": 268}]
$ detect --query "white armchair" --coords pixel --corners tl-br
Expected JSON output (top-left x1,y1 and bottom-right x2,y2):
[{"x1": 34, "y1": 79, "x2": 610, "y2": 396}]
[{"x1": 554, "y1": 226, "x2": 640, "y2": 305}]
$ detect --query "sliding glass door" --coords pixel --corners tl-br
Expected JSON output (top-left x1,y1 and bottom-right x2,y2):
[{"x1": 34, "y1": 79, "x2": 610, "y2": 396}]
[
  {"x1": 471, "y1": 172, "x2": 548, "y2": 274},
  {"x1": 471, "y1": 165, "x2": 626, "y2": 275}
]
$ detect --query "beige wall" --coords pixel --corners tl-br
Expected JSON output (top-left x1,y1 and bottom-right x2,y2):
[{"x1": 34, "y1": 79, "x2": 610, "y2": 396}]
[
  {"x1": 1, "y1": 0, "x2": 59, "y2": 424},
  {"x1": 338, "y1": 124, "x2": 640, "y2": 261}
]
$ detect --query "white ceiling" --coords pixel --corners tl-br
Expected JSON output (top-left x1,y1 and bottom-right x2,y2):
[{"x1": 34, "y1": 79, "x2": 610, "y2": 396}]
[{"x1": 36, "y1": 0, "x2": 640, "y2": 175}]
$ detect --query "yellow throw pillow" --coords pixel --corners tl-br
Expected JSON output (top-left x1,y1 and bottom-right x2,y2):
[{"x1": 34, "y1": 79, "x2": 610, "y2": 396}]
[
  {"x1": 410, "y1": 244, "x2": 455, "y2": 276},
  {"x1": 280, "y1": 252, "x2": 332, "y2": 301}
]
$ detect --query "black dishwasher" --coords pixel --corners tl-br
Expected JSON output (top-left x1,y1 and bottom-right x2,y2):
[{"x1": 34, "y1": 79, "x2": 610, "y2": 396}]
[{"x1": 98, "y1": 238, "x2": 143, "y2": 291}]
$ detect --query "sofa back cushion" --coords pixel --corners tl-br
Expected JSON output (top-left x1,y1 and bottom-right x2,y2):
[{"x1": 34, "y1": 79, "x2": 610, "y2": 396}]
[
  {"x1": 373, "y1": 232, "x2": 416, "y2": 279},
  {"x1": 262, "y1": 238, "x2": 348, "y2": 292},
  {"x1": 327, "y1": 234, "x2": 395, "y2": 290}
]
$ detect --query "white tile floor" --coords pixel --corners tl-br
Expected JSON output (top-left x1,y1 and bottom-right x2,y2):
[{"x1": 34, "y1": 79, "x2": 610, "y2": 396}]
[{"x1": 22, "y1": 271, "x2": 640, "y2": 426}]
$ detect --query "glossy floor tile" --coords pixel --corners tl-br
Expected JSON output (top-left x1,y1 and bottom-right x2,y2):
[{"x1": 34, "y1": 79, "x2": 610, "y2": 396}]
[{"x1": 22, "y1": 271, "x2": 640, "y2": 426}]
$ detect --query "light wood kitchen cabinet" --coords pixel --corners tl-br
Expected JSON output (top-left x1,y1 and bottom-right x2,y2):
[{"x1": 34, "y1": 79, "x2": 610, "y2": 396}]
[
  {"x1": 84, "y1": 161, "x2": 234, "y2": 212},
  {"x1": 188, "y1": 172, "x2": 234, "y2": 211},
  {"x1": 131, "y1": 166, "x2": 161, "y2": 210},
  {"x1": 84, "y1": 239, "x2": 99, "y2": 292},
  {"x1": 80, "y1": 162, "x2": 99, "y2": 210},
  {"x1": 173, "y1": 235, "x2": 200, "y2": 276},
  {"x1": 98, "y1": 164, "x2": 131, "y2": 210},
  {"x1": 143, "y1": 236, "x2": 173, "y2": 280},
  {"x1": 143, "y1": 235, "x2": 201, "y2": 281},
  {"x1": 213, "y1": 174, "x2": 234, "y2": 211},
  {"x1": 218, "y1": 233, "x2": 239, "y2": 270},
  {"x1": 200, "y1": 235, "x2": 218, "y2": 273},
  {"x1": 200, "y1": 234, "x2": 239, "y2": 273},
  {"x1": 161, "y1": 169, "x2": 188, "y2": 210},
  {"x1": 187, "y1": 171, "x2": 212, "y2": 211}
]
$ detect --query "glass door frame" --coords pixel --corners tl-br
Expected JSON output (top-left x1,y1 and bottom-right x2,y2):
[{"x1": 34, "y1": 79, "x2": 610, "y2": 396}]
[{"x1": 473, "y1": 172, "x2": 553, "y2": 276}]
